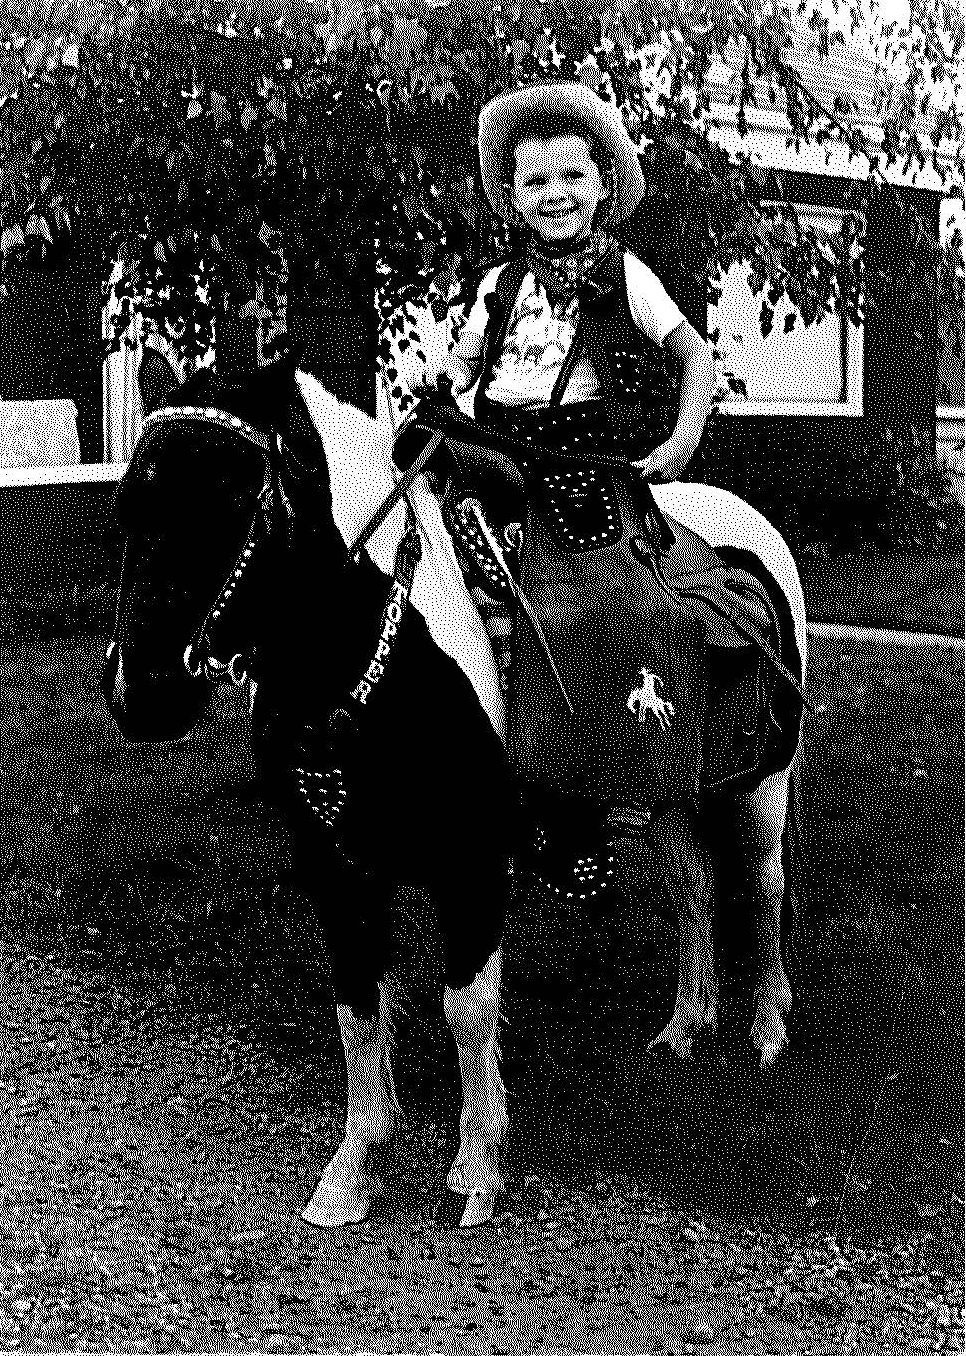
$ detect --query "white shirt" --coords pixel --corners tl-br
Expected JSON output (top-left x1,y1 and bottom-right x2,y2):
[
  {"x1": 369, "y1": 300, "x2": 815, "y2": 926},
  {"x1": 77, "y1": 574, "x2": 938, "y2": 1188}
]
[{"x1": 462, "y1": 252, "x2": 686, "y2": 408}]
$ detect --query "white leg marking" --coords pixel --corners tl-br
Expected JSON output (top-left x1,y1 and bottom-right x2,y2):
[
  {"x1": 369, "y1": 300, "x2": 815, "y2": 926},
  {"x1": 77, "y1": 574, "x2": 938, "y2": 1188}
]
[
  {"x1": 736, "y1": 767, "x2": 794, "y2": 1067},
  {"x1": 443, "y1": 948, "x2": 507, "y2": 1226},
  {"x1": 112, "y1": 642, "x2": 125, "y2": 706},
  {"x1": 648, "y1": 808, "x2": 718, "y2": 1060},
  {"x1": 302, "y1": 984, "x2": 400, "y2": 1227}
]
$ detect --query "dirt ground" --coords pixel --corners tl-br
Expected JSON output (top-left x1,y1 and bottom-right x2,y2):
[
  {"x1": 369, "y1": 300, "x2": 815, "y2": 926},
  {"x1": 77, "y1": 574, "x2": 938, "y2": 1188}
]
[{"x1": 0, "y1": 626, "x2": 963, "y2": 1354}]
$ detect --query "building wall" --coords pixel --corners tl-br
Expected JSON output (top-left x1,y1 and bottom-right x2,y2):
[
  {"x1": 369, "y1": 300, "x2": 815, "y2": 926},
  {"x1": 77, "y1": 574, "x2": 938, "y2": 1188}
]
[{"x1": 683, "y1": 173, "x2": 941, "y2": 546}]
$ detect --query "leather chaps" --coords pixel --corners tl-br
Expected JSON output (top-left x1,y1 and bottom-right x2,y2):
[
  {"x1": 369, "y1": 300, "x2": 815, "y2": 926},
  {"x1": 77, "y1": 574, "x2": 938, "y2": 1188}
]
[{"x1": 395, "y1": 397, "x2": 803, "y2": 865}]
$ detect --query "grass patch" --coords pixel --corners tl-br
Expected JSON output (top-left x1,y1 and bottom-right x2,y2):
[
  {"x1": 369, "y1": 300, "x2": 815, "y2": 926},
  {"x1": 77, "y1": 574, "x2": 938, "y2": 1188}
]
[
  {"x1": 0, "y1": 581, "x2": 118, "y2": 643},
  {"x1": 802, "y1": 549, "x2": 964, "y2": 636}
]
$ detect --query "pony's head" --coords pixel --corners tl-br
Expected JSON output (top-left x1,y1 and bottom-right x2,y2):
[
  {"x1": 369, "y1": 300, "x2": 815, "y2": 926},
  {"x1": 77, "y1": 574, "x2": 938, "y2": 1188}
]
[{"x1": 102, "y1": 350, "x2": 275, "y2": 742}]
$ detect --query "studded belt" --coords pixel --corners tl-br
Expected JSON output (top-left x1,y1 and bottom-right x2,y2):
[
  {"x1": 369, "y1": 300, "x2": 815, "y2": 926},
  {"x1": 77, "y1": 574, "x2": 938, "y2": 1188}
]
[{"x1": 475, "y1": 396, "x2": 624, "y2": 462}]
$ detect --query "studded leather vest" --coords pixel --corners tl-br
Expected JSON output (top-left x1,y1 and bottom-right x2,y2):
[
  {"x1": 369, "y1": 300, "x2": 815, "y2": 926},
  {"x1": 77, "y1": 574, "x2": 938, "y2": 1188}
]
[
  {"x1": 473, "y1": 247, "x2": 678, "y2": 448},
  {"x1": 471, "y1": 248, "x2": 678, "y2": 555}
]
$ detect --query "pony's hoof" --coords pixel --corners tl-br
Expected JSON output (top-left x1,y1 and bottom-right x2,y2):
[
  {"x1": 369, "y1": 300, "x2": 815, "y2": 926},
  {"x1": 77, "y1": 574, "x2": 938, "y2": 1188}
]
[
  {"x1": 751, "y1": 1015, "x2": 789, "y2": 1069},
  {"x1": 446, "y1": 1156, "x2": 502, "y2": 1227},
  {"x1": 432, "y1": 1187, "x2": 500, "y2": 1229},
  {"x1": 457, "y1": 1189, "x2": 500, "y2": 1228},
  {"x1": 647, "y1": 1024, "x2": 695, "y2": 1061},
  {"x1": 301, "y1": 1177, "x2": 381, "y2": 1228},
  {"x1": 442, "y1": 1187, "x2": 499, "y2": 1231}
]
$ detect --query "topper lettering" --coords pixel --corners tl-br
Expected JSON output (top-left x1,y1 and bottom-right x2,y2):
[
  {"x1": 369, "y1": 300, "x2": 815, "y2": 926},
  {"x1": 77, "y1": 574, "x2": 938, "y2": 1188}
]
[{"x1": 349, "y1": 581, "x2": 412, "y2": 709}]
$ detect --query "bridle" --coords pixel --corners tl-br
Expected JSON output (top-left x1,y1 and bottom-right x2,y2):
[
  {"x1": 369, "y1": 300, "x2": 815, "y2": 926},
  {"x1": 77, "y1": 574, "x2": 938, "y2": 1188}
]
[
  {"x1": 109, "y1": 396, "x2": 427, "y2": 838},
  {"x1": 107, "y1": 403, "x2": 281, "y2": 690},
  {"x1": 162, "y1": 405, "x2": 283, "y2": 687}
]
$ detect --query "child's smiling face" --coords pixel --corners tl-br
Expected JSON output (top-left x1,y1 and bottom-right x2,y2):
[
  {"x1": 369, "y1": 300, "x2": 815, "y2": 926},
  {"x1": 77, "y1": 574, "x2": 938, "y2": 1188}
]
[{"x1": 510, "y1": 134, "x2": 607, "y2": 248}]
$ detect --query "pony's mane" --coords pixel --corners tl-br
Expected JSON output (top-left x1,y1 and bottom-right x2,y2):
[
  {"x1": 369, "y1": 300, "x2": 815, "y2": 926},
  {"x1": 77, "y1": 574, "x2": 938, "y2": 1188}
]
[{"x1": 169, "y1": 351, "x2": 301, "y2": 439}]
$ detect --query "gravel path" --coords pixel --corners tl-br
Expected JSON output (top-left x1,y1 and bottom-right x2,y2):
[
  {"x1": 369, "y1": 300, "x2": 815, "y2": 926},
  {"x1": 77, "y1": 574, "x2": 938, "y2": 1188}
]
[{"x1": 0, "y1": 931, "x2": 959, "y2": 1354}]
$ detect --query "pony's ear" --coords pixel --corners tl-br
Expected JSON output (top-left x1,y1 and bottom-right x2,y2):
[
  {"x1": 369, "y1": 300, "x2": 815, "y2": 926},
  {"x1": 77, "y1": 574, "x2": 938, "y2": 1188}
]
[{"x1": 138, "y1": 347, "x2": 181, "y2": 416}]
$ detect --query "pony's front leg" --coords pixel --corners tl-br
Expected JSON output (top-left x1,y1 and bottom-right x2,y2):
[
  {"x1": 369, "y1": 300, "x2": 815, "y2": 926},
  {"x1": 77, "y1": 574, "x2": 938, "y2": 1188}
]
[
  {"x1": 646, "y1": 805, "x2": 718, "y2": 1060},
  {"x1": 444, "y1": 948, "x2": 507, "y2": 1227},
  {"x1": 737, "y1": 767, "x2": 794, "y2": 1068},
  {"x1": 302, "y1": 984, "x2": 399, "y2": 1227}
]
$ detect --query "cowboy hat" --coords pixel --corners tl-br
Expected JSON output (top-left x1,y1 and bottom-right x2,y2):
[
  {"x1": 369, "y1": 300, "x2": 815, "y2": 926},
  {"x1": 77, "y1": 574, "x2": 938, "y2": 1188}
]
[{"x1": 478, "y1": 81, "x2": 645, "y2": 226}]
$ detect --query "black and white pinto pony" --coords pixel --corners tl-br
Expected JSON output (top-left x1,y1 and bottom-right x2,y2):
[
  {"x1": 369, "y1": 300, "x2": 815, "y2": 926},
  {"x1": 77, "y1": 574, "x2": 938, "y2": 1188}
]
[{"x1": 103, "y1": 349, "x2": 806, "y2": 1229}]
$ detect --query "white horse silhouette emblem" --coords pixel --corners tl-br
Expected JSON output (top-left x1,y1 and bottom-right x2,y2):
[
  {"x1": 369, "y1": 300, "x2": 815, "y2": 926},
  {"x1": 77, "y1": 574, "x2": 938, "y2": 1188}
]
[{"x1": 627, "y1": 668, "x2": 675, "y2": 729}]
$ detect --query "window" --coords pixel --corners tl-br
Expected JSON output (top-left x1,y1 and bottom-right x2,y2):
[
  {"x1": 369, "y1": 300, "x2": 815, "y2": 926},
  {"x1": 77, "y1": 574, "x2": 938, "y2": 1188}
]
[{"x1": 710, "y1": 204, "x2": 864, "y2": 416}]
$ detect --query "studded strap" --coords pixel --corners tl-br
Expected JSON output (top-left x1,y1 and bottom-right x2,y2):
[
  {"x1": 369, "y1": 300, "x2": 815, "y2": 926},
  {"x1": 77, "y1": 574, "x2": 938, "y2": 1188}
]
[
  {"x1": 183, "y1": 460, "x2": 275, "y2": 684},
  {"x1": 141, "y1": 404, "x2": 272, "y2": 454}
]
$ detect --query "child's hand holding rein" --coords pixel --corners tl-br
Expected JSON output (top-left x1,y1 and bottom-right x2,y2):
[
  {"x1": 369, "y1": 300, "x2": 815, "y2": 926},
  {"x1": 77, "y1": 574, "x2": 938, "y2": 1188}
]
[
  {"x1": 414, "y1": 330, "x2": 483, "y2": 398},
  {"x1": 444, "y1": 351, "x2": 479, "y2": 396}
]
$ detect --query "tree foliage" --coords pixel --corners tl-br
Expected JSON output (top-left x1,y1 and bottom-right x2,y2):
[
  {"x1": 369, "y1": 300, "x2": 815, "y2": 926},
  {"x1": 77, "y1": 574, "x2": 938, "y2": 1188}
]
[{"x1": 0, "y1": 0, "x2": 961, "y2": 381}]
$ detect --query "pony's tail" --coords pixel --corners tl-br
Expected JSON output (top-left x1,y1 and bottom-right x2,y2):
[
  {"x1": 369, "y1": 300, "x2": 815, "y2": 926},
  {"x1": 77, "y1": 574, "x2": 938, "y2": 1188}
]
[{"x1": 782, "y1": 748, "x2": 807, "y2": 968}]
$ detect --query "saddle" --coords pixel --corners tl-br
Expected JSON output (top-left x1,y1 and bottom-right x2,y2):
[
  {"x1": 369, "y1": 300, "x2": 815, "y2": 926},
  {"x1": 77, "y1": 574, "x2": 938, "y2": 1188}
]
[{"x1": 395, "y1": 395, "x2": 803, "y2": 803}]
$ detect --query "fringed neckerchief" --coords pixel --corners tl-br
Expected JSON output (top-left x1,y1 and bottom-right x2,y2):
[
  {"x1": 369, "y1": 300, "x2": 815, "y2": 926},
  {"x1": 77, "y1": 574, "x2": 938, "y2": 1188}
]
[{"x1": 524, "y1": 229, "x2": 618, "y2": 308}]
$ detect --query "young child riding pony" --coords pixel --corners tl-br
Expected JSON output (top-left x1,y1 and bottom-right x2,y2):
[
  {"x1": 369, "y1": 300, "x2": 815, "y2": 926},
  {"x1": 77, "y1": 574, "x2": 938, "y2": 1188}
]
[
  {"x1": 447, "y1": 80, "x2": 713, "y2": 485},
  {"x1": 428, "y1": 81, "x2": 715, "y2": 694}
]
